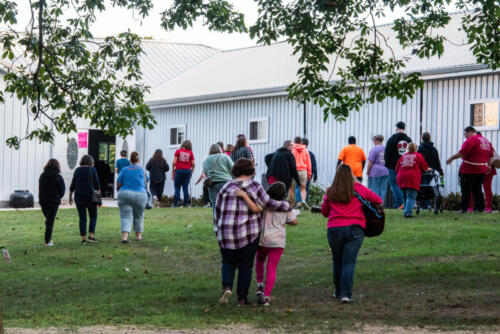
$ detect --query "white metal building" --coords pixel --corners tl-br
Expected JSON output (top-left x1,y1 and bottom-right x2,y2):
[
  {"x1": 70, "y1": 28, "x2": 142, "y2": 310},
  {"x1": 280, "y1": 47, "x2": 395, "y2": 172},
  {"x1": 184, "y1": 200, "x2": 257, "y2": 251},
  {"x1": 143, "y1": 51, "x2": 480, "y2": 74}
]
[
  {"x1": 0, "y1": 41, "x2": 218, "y2": 206},
  {"x1": 1, "y1": 13, "x2": 499, "y2": 205},
  {"x1": 143, "y1": 14, "x2": 500, "y2": 198}
]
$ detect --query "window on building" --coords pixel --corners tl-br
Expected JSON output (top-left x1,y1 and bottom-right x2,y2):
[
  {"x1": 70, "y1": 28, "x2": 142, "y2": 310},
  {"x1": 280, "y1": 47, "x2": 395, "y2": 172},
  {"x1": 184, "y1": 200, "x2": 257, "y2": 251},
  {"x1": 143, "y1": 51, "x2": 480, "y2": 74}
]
[
  {"x1": 170, "y1": 125, "x2": 186, "y2": 146},
  {"x1": 249, "y1": 118, "x2": 268, "y2": 143},
  {"x1": 470, "y1": 101, "x2": 499, "y2": 130}
]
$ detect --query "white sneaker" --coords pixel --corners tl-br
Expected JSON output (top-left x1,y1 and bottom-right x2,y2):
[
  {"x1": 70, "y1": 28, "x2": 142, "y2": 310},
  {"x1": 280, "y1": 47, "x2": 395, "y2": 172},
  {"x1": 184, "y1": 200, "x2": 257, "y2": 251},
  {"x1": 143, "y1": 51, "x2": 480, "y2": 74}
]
[
  {"x1": 341, "y1": 297, "x2": 352, "y2": 304},
  {"x1": 219, "y1": 289, "x2": 232, "y2": 305},
  {"x1": 46, "y1": 242, "x2": 54, "y2": 247}
]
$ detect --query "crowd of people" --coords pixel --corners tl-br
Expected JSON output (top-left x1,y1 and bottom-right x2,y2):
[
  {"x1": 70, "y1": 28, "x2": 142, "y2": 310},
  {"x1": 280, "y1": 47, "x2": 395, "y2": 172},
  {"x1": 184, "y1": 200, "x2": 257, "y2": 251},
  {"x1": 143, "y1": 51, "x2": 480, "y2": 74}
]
[{"x1": 36, "y1": 123, "x2": 498, "y2": 306}]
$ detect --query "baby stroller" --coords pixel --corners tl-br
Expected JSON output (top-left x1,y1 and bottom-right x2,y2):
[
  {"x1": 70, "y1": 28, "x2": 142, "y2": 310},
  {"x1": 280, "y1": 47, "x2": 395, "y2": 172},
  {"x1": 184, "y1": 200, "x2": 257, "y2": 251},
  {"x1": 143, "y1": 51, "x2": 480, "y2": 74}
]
[{"x1": 416, "y1": 170, "x2": 444, "y2": 215}]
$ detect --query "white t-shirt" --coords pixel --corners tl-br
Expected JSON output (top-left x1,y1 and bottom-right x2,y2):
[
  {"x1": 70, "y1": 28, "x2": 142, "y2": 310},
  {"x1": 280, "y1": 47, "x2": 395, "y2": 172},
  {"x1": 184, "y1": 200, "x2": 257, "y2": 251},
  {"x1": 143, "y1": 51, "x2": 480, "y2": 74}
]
[{"x1": 259, "y1": 209, "x2": 298, "y2": 248}]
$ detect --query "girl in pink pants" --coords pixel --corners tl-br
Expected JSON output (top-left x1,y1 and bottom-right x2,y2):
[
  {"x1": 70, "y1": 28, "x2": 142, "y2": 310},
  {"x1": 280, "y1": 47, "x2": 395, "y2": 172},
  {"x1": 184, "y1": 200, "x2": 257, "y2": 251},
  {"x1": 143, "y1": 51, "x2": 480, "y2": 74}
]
[{"x1": 255, "y1": 182, "x2": 298, "y2": 306}]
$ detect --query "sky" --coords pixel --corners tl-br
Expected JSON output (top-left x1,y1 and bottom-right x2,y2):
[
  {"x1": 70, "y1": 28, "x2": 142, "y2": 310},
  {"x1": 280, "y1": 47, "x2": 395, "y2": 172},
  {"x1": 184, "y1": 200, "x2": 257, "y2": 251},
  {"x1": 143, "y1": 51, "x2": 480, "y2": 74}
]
[{"x1": 9, "y1": 0, "x2": 459, "y2": 50}]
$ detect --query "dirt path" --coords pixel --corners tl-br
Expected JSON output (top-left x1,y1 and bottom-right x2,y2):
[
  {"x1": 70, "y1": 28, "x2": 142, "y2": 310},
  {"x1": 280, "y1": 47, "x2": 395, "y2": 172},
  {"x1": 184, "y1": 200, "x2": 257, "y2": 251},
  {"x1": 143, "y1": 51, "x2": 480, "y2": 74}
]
[{"x1": 6, "y1": 325, "x2": 500, "y2": 333}]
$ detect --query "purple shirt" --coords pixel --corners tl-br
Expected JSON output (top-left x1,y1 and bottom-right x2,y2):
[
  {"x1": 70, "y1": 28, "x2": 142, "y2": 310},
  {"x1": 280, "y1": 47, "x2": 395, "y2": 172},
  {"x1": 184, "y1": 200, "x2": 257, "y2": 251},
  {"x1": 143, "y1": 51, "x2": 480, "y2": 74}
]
[
  {"x1": 214, "y1": 179, "x2": 291, "y2": 250},
  {"x1": 368, "y1": 145, "x2": 389, "y2": 177}
]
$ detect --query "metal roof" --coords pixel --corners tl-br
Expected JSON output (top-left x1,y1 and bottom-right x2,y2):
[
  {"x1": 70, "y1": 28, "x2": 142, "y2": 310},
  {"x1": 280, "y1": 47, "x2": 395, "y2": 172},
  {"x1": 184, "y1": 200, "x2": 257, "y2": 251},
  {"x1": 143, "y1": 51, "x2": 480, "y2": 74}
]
[
  {"x1": 0, "y1": 39, "x2": 219, "y2": 89},
  {"x1": 147, "y1": 12, "x2": 498, "y2": 106}
]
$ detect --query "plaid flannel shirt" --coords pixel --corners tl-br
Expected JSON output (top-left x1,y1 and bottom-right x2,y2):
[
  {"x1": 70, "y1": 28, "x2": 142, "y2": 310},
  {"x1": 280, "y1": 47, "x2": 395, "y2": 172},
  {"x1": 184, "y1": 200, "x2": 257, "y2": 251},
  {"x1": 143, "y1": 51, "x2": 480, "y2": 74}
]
[{"x1": 214, "y1": 179, "x2": 291, "y2": 249}]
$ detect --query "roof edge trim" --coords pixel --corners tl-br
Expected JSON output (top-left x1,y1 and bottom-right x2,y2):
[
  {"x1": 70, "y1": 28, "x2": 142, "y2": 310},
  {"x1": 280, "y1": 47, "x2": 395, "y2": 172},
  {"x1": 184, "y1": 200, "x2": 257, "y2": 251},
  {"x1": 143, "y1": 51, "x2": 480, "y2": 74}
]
[{"x1": 147, "y1": 64, "x2": 498, "y2": 109}]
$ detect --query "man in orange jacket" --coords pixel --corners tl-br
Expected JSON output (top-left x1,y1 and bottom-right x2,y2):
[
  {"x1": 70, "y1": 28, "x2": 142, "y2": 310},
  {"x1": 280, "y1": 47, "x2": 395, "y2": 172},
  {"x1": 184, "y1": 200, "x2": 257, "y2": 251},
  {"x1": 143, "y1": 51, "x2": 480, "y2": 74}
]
[{"x1": 291, "y1": 136, "x2": 312, "y2": 209}]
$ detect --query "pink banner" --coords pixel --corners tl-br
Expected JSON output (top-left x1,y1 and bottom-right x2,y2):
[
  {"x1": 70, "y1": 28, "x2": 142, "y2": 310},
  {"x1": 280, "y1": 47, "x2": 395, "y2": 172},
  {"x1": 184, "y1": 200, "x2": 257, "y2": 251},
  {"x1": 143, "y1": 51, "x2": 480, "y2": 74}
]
[{"x1": 78, "y1": 132, "x2": 88, "y2": 148}]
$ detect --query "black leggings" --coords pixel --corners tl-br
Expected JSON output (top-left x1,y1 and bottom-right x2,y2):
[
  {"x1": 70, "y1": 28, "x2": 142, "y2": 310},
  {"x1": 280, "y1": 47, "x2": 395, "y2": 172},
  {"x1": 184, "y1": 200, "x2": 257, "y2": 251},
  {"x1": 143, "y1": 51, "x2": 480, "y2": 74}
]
[
  {"x1": 150, "y1": 181, "x2": 165, "y2": 200},
  {"x1": 41, "y1": 203, "x2": 59, "y2": 243}
]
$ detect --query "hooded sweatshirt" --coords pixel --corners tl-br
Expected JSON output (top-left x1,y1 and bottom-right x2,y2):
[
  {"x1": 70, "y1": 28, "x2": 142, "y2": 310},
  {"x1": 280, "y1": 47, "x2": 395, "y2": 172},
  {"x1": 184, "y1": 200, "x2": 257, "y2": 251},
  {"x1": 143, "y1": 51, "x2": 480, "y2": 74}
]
[
  {"x1": 39, "y1": 167, "x2": 66, "y2": 205},
  {"x1": 266, "y1": 147, "x2": 301, "y2": 190},
  {"x1": 384, "y1": 132, "x2": 412, "y2": 170},
  {"x1": 418, "y1": 142, "x2": 443, "y2": 175},
  {"x1": 292, "y1": 144, "x2": 312, "y2": 178}
]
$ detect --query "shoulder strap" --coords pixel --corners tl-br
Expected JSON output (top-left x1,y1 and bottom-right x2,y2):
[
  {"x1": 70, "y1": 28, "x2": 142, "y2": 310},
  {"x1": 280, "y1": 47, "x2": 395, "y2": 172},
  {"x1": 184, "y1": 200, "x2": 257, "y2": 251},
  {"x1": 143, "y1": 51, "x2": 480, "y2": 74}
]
[
  {"x1": 354, "y1": 191, "x2": 382, "y2": 219},
  {"x1": 209, "y1": 154, "x2": 222, "y2": 176},
  {"x1": 88, "y1": 167, "x2": 94, "y2": 190}
]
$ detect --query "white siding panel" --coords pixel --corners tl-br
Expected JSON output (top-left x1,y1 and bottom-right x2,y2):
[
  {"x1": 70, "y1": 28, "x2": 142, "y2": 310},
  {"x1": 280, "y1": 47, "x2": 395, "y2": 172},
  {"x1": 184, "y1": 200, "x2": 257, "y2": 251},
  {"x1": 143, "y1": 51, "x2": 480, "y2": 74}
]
[
  {"x1": 0, "y1": 77, "x2": 52, "y2": 205},
  {"x1": 142, "y1": 72, "x2": 500, "y2": 199}
]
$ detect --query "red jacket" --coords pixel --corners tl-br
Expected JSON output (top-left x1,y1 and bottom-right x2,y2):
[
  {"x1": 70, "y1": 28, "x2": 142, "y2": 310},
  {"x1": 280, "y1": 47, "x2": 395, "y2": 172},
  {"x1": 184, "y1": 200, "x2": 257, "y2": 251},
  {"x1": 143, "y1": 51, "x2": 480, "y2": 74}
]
[
  {"x1": 395, "y1": 152, "x2": 428, "y2": 191},
  {"x1": 321, "y1": 182, "x2": 382, "y2": 229}
]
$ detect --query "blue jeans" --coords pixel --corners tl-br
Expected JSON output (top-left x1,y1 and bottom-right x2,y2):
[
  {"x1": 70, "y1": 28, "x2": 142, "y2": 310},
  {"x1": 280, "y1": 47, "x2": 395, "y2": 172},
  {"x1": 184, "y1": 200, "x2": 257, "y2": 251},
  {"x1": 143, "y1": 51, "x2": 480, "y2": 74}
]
[
  {"x1": 327, "y1": 225, "x2": 364, "y2": 299},
  {"x1": 403, "y1": 188, "x2": 418, "y2": 216},
  {"x1": 388, "y1": 169, "x2": 403, "y2": 208},
  {"x1": 75, "y1": 200, "x2": 97, "y2": 236},
  {"x1": 174, "y1": 169, "x2": 192, "y2": 205},
  {"x1": 368, "y1": 175, "x2": 389, "y2": 203},
  {"x1": 209, "y1": 182, "x2": 227, "y2": 216},
  {"x1": 294, "y1": 181, "x2": 311, "y2": 203},
  {"x1": 118, "y1": 190, "x2": 147, "y2": 233}
]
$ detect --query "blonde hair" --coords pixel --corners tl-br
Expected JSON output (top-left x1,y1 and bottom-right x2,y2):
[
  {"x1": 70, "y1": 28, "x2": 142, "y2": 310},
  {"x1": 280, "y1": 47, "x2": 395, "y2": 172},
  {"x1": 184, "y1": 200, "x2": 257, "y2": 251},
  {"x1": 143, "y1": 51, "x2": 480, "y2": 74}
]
[{"x1": 408, "y1": 142, "x2": 418, "y2": 153}]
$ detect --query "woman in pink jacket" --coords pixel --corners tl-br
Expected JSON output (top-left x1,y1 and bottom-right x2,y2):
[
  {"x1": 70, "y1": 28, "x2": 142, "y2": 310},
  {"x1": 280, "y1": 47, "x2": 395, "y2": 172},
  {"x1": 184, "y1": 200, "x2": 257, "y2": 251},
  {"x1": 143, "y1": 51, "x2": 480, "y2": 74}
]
[{"x1": 321, "y1": 164, "x2": 382, "y2": 303}]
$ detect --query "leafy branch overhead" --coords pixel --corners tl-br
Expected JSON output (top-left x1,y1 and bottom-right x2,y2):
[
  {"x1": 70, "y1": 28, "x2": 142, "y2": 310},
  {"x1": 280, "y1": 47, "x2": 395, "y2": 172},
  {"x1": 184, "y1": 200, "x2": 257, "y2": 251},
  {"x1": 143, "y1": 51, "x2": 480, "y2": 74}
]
[
  {"x1": 163, "y1": 0, "x2": 499, "y2": 121},
  {"x1": 0, "y1": 0, "x2": 499, "y2": 148},
  {"x1": 0, "y1": 0, "x2": 156, "y2": 148}
]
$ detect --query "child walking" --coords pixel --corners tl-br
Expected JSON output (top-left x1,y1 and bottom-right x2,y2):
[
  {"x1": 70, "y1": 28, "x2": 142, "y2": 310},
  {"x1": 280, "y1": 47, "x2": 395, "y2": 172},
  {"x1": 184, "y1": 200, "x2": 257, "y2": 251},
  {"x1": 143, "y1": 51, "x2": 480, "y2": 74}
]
[{"x1": 255, "y1": 182, "x2": 298, "y2": 306}]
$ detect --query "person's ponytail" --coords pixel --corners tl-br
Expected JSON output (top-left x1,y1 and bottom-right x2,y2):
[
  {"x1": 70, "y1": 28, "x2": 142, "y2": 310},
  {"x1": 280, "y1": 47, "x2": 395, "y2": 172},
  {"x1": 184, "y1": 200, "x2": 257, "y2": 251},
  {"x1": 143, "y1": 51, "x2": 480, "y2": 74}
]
[{"x1": 130, "y1": 151, "x2": 139, "y2": 164}]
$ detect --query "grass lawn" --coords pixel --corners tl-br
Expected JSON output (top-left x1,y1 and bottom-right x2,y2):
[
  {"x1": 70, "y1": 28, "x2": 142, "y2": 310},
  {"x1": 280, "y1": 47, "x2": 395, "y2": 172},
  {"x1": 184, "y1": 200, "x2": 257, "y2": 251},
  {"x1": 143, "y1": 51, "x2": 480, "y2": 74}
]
[{"x1": 0, "y1": 207, "x2": 499, "y2": 332}]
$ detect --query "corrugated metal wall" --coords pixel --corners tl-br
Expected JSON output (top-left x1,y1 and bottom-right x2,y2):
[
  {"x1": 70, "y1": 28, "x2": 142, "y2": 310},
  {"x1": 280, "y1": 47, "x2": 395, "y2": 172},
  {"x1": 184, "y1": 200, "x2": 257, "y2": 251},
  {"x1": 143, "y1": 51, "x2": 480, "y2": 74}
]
[
  {"x1": 0, "y1": 78, "x2": 52, "y2": 205},
  {"x1": 143, "y1": 72, "x2": 499, "y2": 199}
]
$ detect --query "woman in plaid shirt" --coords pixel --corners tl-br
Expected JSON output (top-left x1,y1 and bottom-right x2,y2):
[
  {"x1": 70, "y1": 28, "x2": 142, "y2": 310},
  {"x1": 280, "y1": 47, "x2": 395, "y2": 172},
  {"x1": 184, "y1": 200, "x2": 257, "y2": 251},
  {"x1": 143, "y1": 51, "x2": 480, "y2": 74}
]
[{"x1": 214, "y1": 158, "x2": 292, "y2": 305}]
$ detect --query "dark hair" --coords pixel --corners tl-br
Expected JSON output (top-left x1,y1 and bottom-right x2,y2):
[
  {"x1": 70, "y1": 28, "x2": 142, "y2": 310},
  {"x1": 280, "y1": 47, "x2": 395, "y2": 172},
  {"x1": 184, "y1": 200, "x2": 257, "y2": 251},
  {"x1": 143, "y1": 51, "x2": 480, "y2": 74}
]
[
  {"x1": 283, "y1": 140, "x2": 292, "y2": 149},
  {"x1": 120, "y1": 150, "x2": 127, "y2": 157},
  {"x1": 267, "y1": 182, "x2": 286, "y2": 201},
  {"x1": 372, "y1": 135, "x2": 384, "y2": 142},
  {"x1": 234, "y1": 137, "x2": 247, "y2": 152},
  {"x1": 348, "y1": 136, "x2": 356, "y2": 144},
  {"x1": 421, "y1": 132, "x2": 431, "y2": 142},
  {"x1": 326, "y1": 164, "x2": 355, "y2": 204},
  {"x1": 130, "y1": 151, "x2": 139, "y2": 164},
  {"x1": 294, "y1": 136, "x2": 302, "y2": 144},
  {"x1": 152, "y1": 149, "x2": 166, "y2": 165},
  {"x1": 477, "y1": 131, "x2": 482, "y2": 136},
  {"x1": 396, "y1": 121, "x2": 406, "y2": 130},
  {"x1": 181, "y1": 140, "x2": 192, "y2": 151},
  {"x1": 44, "y1": 159, "x2": 61, "y2": 173},
  {"x1": 302, "y1": 138, "x2": 309, "y2": 146},
  {"x1": 226, "y1": 144, "x2": 234, "y2": 152},
  {"x1": 231, "y1": 158, "x2": 255, "y2": 177},
  {"x1": 217, "y1": 141, "x2": 224, "y2": 150},
  {"x1": 464, "y1": 126, "x2": 476, "y2": 133},
  {"x1": 80, "y1": 155, "x2": 94, "y2": 166}
]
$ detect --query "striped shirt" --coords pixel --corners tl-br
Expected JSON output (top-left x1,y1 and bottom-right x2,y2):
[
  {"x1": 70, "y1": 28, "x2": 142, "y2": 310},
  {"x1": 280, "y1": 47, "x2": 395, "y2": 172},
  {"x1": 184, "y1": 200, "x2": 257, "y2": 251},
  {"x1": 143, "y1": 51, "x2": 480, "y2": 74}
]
[{"x1": 214, "y1": 179, "x2": 291, "y2": 249}]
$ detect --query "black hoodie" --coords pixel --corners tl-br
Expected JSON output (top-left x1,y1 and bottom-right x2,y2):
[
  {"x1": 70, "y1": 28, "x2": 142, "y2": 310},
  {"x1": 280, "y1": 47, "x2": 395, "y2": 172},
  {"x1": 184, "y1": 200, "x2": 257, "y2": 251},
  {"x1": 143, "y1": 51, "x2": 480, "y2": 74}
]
[
  {"x1": 418, "y1": 142, "x2": 443, "y2": 175},
  {"x1": 39, "y1": 167, "x2": 66, "y2": 204},
  {"x1": 384, "y1": 132, "x2": 412, "y2": 169},
  {"x1": 265, "y1": 147, "x2": 300, "y2": 190}
]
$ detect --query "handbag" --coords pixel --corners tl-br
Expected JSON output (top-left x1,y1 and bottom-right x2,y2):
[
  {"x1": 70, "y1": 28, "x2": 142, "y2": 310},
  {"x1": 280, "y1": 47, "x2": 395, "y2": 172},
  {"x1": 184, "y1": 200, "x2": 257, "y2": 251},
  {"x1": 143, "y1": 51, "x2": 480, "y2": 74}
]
[
  {"x1": 354, "y1": 191, "x2": 385, "y2": 237},
  {"x1": 144, "y1": 171, "x2": 153, "y2": 210},
  {"x1": 203, "y1": 154, "x2": 222, "y2": 188},
  {"x1": 88, "y1": 167, "x2": 102, "y2": 206}
]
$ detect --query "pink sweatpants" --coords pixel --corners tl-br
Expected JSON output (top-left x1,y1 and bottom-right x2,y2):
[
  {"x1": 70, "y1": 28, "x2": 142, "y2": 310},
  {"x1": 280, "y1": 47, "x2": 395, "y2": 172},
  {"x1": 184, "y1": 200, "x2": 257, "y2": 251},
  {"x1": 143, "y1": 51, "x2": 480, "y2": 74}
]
[{"x1": 255, "y1": 246, "x2": 284, "y2": 297}]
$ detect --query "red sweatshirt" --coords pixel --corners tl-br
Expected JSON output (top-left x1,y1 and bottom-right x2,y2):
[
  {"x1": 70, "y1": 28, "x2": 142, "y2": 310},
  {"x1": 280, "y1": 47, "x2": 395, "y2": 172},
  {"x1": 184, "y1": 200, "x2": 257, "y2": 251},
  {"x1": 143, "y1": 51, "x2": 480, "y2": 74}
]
[
  {"x1": 321, "y1": 182, "x2": 382, "y2": 229},
  {"x1": 395, "y1": 152, "x2": 428, "y2": 191}
]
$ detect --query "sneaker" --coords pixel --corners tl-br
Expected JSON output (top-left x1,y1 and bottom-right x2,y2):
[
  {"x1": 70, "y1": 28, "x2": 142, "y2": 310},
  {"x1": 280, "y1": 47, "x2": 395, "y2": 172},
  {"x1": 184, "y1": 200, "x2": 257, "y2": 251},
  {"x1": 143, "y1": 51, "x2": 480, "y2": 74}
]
[
  {"x1": 256, "y1": 283, "x2": 264, "y2": 297},
  {"x1": 341, "y1": 297, "x2": 353, "y2": 304},
  {"x1": 485, "y1": 208, "x2": 493, "y2": 213},
  {"x1": 81, "y1": 239, "x2": 87, "y2": 244},
  {"x1": 88, "y1": 237, "x2": 99, "y2": 243},
  {"x1": 219, "y1": 289, "x2": 232, "y2": 305},
  {"x1": 294, "y1": 202, "x2": 302, "y2": 209},
  {"x1": 257, "y1": 295, "x2": 270, "y2": 306},
  {"x1": 404, "y1": 214, "x2": 413, "y2": 218},
  {"x1": 121, "y1": 240, "x2": 129, "y2": 244},
  {"x1": 237, "y1": 298, "x2": 251, "y2": 306},
  {"x1": 46, "y1": 242, "x2": 54, "y2": 247}
]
